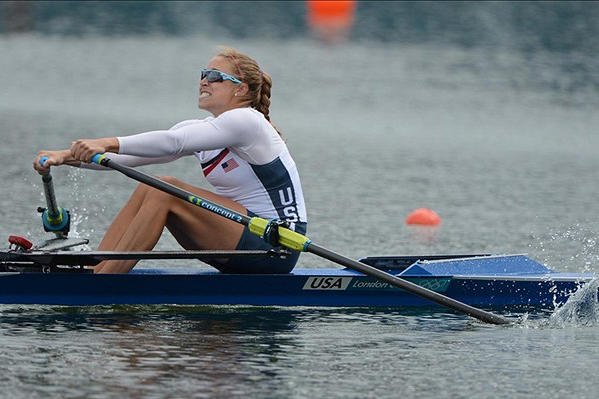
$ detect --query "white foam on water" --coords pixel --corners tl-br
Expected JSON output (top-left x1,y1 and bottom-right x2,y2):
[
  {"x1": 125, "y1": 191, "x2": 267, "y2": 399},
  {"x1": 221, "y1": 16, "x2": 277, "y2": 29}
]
[
  {"x1": 547, "y1": 279, "x2": 599, "y2": 327},
  {"x1": 519, "y1": 279, "x2": 599, "y2": 329},
  {"x1": 518, "y1": 225, "x2": 599, "y2": 329},
  {"x1": 528, "y1": 225, "x2": 599, "y2": 274}
]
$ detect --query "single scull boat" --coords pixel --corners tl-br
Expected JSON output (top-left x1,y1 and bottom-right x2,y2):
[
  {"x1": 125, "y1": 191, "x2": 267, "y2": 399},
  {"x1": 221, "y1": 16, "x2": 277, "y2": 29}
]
[{"x1": 0, "y1": 244, "x2": 593, "y2": 308}]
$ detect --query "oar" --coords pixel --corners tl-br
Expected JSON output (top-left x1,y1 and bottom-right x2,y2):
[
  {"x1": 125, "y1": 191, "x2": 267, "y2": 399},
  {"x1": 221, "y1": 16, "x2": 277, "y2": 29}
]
[
  {"x1": 38, "y1": 157, "x2": 71, "y2": 237},
  {"x1": 89, "y1": 154, "x2": 512, "y2": 325}
]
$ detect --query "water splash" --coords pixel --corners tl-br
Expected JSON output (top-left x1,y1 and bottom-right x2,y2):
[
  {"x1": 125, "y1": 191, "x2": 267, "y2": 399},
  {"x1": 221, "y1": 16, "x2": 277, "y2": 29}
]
[
  {"x1": 64, "y1": 168, "x2": 97, "y2": 246},
  {"x1": 68, "y1": 212, "x2": 92, "y2": 251},
  {"x1": 517, "y1": 225, "x2": 599, "y2": 329},
  {"x1": 528, "y1": 224, "x2": 599, "y2": 274},
  {"x1": 543, "y1": 279, "x2": 599, "y2": 328}
]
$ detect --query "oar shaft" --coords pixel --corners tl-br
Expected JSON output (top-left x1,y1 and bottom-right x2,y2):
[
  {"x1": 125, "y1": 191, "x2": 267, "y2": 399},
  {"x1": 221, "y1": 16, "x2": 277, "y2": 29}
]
[
  {"x1": 41, "y1": 174, "x2": 60, "y2": 218},
  {"x1": 38, "y1": 157, "x2": 70, "y2": 238},
  {"x1": 306, "y1": 243, "x2": 510, "y2": 325}
]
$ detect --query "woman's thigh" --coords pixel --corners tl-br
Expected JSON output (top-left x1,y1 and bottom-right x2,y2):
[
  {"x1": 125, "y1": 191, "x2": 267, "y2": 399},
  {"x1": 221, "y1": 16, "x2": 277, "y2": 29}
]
[
  {"x1": 157, "y1": 177, "x2": 306, "y2": 274},
  {"x1": 157, "y1": 176, "x2": 247, "y2": 250}
]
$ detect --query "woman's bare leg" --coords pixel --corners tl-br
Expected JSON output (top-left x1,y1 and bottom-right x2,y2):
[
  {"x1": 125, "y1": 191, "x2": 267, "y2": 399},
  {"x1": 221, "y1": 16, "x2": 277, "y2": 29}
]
[
  {"x1": 94, "y1": 177, "x2": 246, "y2": 274},
  {"x1": 96, "y1": 184, "x2": 151, "y2": 251}
]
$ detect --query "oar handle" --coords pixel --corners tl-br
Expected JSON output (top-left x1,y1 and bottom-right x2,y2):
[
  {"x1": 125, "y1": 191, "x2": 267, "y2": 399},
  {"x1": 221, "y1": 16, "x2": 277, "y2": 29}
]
[
  {"x1": 39, "y1": 156, "x2": 49, "y2": 169},
  {"x1": 90, "y1": 153, "x2": 106, "y2": 165}
]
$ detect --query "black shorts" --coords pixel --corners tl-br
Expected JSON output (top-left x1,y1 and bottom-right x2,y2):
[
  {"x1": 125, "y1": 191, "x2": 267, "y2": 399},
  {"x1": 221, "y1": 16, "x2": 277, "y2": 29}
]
[{"x1": 207, "y1": 213, "x2": 307, "y2": 274}]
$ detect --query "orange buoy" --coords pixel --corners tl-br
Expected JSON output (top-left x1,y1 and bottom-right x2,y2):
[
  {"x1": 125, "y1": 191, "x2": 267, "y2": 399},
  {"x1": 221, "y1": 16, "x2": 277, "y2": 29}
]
[
  {"x1": 405, "y1": 208, "x2": 442, "y2": 226},
  {"x1": 306, "y1": 0, "x2": 356, "y2": 44}
]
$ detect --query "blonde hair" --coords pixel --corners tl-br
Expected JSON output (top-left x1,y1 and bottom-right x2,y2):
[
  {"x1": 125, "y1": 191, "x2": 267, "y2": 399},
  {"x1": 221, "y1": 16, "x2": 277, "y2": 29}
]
[{"x1": 217, "y1": 47, "x2": 281, "y2": 135}]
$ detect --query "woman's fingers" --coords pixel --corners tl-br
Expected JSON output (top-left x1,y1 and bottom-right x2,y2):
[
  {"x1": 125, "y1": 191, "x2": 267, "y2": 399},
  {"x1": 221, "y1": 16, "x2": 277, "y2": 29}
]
[
  {"x1": 70, "y1": 139, "x2": 103, "y2": 162},
  {"x1": 70, "y1": 138, "x2": 117, "y2": 162},
  {"x1": 33, "y1": 151, "x2": 59, "y2": 174}
]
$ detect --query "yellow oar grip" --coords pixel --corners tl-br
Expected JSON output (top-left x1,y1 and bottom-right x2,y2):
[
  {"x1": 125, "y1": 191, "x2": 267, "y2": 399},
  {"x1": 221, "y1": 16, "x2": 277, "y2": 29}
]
[
  {"x1": 248, "y1": 217, "x2": 268, "y2": 236},
  {"x1": 279, "y1": 227, "x2": 311, "y2": 252},
  {"x1": 248, "y1": 217, "x2": 311, "y2": 252}
]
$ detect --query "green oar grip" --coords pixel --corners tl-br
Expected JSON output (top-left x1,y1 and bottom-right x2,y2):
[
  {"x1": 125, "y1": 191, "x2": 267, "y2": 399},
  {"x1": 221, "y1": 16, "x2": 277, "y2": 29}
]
[{"x1": 248, "y1": 217, "x2": 311, "y2": 252}]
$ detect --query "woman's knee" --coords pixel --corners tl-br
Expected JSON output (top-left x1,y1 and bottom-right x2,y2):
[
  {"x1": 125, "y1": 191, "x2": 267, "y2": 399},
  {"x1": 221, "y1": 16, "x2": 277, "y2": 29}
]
[
  {"x1": 142, "y1": 178, "x2": 180, "y2": 205},
  {"x1": 158, "y1": 176, "x2": 210, "y2": 193}
]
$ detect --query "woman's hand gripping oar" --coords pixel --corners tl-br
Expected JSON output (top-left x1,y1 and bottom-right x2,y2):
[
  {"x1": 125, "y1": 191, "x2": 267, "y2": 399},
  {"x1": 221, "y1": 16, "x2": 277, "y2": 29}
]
[{"x1": 89, "y1": 153, "x2": 512, "y2": 325}]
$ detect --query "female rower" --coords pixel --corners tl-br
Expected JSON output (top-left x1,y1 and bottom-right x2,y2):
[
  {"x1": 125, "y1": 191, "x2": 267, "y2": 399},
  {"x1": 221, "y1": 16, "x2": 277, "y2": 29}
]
[{"x1": 33, "y1": 47, "x2": 308, "y2": 274}]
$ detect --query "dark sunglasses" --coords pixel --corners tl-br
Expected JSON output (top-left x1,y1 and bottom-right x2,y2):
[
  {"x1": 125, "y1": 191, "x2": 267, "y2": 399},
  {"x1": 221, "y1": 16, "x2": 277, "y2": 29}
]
[{"x1": 201, "y1": 69, "x2": 242, "y2": 84}]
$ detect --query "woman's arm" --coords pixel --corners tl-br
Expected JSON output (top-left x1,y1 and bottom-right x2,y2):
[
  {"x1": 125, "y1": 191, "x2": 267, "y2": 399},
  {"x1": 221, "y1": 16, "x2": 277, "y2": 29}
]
[
  {"x1": 66, "y1": 110, "x2": 258, "y2": 163},
  {"x1": 117, "y1": 110, "x2": 259, "y2": 158}
]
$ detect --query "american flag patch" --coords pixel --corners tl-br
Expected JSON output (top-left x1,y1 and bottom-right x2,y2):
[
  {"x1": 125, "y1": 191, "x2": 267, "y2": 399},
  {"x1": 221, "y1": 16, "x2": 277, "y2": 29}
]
[{"x1": 221, "y1": 158, "x2": 239, "y2": 173}]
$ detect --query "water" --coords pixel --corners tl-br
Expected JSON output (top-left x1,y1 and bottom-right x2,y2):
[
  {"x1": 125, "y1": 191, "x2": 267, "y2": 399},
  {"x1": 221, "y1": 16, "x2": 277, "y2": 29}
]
[{"x1": 2, "y1": 8, "x2": 599, "y2": 398}]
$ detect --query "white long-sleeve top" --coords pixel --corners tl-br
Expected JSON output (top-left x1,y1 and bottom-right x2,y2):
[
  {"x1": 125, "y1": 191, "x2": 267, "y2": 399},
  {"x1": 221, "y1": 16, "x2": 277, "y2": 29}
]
[{"x1": 82, "y1": 107, "x2": 307, "y2": 228}]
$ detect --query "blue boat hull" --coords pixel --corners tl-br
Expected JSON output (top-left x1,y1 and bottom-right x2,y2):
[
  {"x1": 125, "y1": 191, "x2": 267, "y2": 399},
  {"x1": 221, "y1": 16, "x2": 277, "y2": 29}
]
[{"x1": 0, "y1": 255, "x2": 594, "y2": 308}]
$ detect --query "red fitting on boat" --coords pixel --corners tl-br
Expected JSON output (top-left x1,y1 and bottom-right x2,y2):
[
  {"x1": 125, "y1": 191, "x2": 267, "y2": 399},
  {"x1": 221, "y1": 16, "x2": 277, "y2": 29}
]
[{"x1": 8, "y1": 235, "x2": 34, "y2": 250}]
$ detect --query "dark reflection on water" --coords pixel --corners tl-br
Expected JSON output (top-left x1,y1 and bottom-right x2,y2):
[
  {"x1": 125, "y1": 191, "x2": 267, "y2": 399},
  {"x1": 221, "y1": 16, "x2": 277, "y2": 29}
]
[
  {"x1": 1, "y1": 304, "x2": 598, "y2": 398},
  {"x1": 0, "y1": 304, "x2": 477, "y2": 334},
  {"x1": 0, "y1": 305, "x2": 480, "y2": 398}
]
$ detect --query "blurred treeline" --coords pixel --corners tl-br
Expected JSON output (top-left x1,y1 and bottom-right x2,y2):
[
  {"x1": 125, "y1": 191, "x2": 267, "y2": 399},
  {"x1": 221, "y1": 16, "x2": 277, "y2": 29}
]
[{"x1": 1, "y1": 1, "x2": 598, "y2": 52}]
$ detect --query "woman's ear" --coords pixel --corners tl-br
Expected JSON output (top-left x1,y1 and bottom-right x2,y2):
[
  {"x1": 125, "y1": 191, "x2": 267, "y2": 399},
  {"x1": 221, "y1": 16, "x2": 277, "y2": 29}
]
[{"x1": 235, "y1": 82, "x2": 249, "y2": 97}]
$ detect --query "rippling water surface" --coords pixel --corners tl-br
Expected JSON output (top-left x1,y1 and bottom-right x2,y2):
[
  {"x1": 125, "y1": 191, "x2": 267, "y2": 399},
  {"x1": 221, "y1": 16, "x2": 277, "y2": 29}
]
[{"x1": 1, "y1": 9, "x2": 599, "y2": 398}]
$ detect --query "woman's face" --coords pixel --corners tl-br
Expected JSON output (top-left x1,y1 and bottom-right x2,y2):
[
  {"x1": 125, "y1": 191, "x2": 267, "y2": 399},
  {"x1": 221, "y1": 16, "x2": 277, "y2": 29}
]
[{"x1": 198, "y1": 56, "x2": 244, "y2": 116}]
